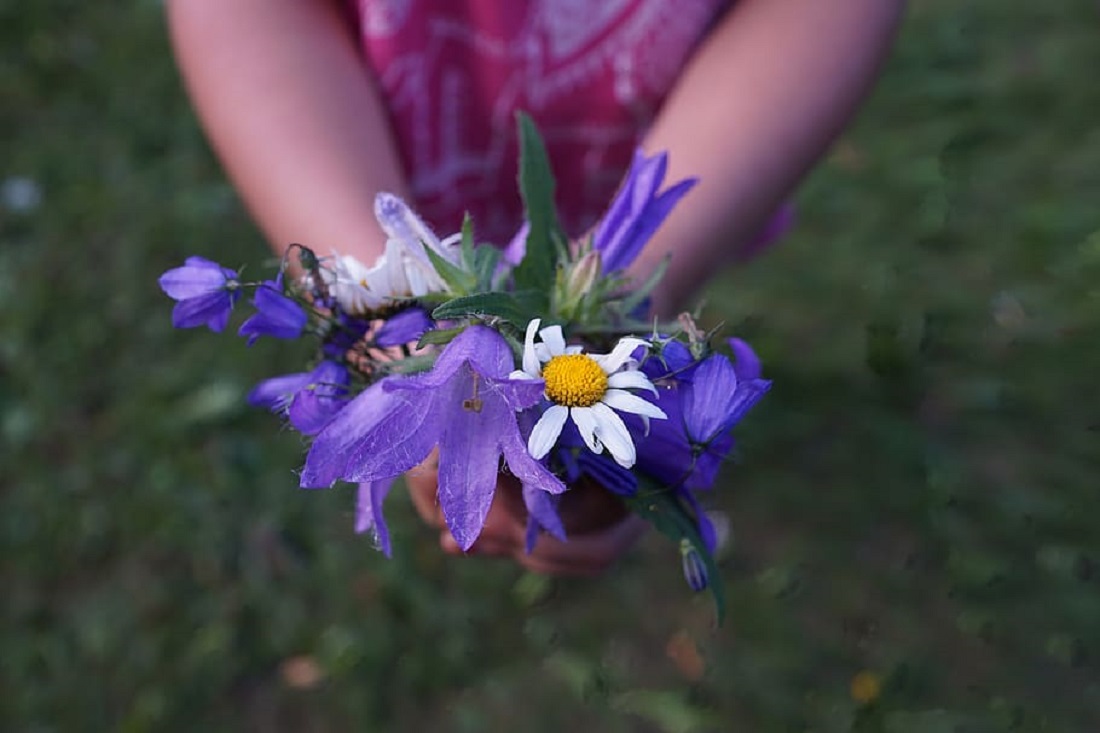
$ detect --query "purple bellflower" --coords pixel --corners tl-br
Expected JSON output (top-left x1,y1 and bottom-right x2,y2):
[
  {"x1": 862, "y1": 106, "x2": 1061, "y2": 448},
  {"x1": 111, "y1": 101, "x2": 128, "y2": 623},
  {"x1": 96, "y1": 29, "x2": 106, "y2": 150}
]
[
  {"x1": 375, "y1": 307, "x2": 433, "y2": 348},
  {"x1": 247, "y1": 360, "x2": 349, "y2": 435},
  {"x1": 634, "y1": 389, "x2": 733, "y2": 492},
  {"x1": 238, "y1": 274, "x2": 307, "y2": 346},
  {"x1": 158, "y1": 256, "x2": 240, "y2": 332},
  {"x1": 593, "y1": 149, "x2": 697, "y2": 273},
  {"x1": 683, "y1": 347, "x2": 771, "y2": 445},
  {"x1": 301, "y1": 325, "x2": 567, "y2": 551}
]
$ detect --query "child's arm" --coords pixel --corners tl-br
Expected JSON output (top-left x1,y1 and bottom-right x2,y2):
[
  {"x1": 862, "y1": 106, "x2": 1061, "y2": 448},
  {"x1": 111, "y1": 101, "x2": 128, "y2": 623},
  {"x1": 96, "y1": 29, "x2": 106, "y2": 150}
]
[
  {"x1": 167, "y1": 0, "x2": 408, "y2": 262},
  {"x1": 632, "y1": 0, "x2": 907, "y2": 316}
]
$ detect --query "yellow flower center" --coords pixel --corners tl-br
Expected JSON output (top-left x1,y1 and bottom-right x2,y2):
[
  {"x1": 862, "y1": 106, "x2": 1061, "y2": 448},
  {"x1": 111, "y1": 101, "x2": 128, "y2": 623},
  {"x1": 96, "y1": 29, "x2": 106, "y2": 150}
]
[{"x1": 542, "y1": 354, "x2": 608, "y2": 407}]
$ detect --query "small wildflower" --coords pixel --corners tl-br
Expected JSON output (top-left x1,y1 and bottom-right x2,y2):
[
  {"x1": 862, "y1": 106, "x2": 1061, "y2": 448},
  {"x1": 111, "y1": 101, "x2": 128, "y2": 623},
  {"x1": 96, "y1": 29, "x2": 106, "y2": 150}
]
[
  {"x1": 593, "y1": 149, "x2": 697, "y2": 272},
  {"x1": 512, "y1": 318, "x2": 667, "y2": 468},
  {"x1": 158, "y1": 256, "x2": 240, "y2": 332},
  {"x1": 238, "y1": 273, "x2": 307, "y2": 345}
]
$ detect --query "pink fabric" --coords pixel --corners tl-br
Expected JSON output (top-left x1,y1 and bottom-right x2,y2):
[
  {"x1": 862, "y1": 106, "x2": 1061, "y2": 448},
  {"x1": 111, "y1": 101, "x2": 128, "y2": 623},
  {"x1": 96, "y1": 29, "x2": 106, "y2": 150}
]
[{"x1": 353, "y1": 0, "x2": 732, "y2": 245}]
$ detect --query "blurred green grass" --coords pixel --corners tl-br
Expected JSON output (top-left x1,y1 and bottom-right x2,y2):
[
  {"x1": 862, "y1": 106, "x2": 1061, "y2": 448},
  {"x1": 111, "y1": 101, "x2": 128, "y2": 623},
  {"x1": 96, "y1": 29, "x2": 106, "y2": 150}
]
[{"x1": 3, "y1": 1, "x2": 1099, "y2": 731}]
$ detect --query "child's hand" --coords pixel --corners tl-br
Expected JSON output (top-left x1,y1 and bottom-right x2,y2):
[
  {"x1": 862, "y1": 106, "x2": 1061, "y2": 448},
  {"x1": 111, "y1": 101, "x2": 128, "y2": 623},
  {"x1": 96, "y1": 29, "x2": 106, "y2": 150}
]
[{"x1": 403, "y1": 459, "x2": 646, "y2": 576}]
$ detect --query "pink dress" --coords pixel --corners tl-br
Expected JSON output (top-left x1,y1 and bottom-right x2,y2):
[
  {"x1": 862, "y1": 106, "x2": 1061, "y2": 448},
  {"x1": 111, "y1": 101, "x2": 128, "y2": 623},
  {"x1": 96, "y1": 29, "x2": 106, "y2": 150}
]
[{"x1": 350, "y1": 0, "x2": 734, "y2": 245}]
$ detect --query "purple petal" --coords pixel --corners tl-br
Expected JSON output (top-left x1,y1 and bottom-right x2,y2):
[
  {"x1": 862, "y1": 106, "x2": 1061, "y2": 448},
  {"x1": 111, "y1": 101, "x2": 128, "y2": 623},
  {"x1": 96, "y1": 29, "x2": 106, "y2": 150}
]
[
  {"x1": 171, "y1": 291, "x2": 234, "y2": 331},
  {"x1": 300, "y1": 381, "x2": 436, "y2": 488},
  {"x1": 376, "y1": 307, "x2": 433, "y2": 348},
  {"x1": 356, "y1": 479, "x2": 395, "y2": 557},
  {"x1": 247, "y1": 371, "x2": 313, "y2": 411},
  {"x1": 592, "y1": 149, "x2": 697, "y2": 273},
  {"x1": 500, "y1": 422, "x2": 568, "y2": 496},
  {"x1": 683, "y1": 355, "x2": 739, "y2": 444},
  {"x1": 288, "y1": 389, "x2": 344, "y2": 435},
  {"x1": 238, "y1": 280, "x2": 307, "y2": 345},
  {"x1": 159, "y1": 257, "x2": 235, "y2": 300},
  {"x1": 718, "y1": 378, "x2": 772, "y2": 435},
  {"x1": 386, "y1": 325, "x2": 513, "y2": 389},
  {"x1": 727, "y1": 337, "x2": 762, "y2": 381},
  {"x1": 630, "y1": 150, "x2": 668, "y2": 214},
  {"x1": 681, "y1": 489, "x2": 718, "y2": 554},
  {"x1": 576, "y1": 451, "x2": 638, "y2": 496},
  {"x1": 502, "y1": 220, "x2": 529, "y2": 266},
  {"x1": 385, "y1": 326, "x2": 544, "y2": 412},
  {"x1": 601, "y1": 177, "x2": 696, "y2": 273},
  {"x1": 436, "y1": 370, "x2": 506, "y2": 550},
  {"x1": 628, "y1": 384, "x2": 737, "y2": 491},
  {"x1": 593, "y1": 149, "x2": 653, "y2": 254},
  {"x1": 523, "y1": 484, "x2": 565, "y2": 553}
]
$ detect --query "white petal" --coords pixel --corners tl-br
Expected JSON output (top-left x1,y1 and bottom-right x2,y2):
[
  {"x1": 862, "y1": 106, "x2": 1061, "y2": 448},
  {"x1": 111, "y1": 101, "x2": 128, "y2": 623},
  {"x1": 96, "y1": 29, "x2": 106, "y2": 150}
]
[
  {"x1": 607, "y1": 370, "x2": 658, "y2": 396},
  {"x1": 570, "y1": 407, "x2": 602, "y2": 454},
  {"x1": 522, "y1": 319, "x2": 542, "y2": 376},
  {"x1": 374, "y1": 192, "x2": 452, "y2": 262},
  {"x1": 590, "y1": 402, "x2": 636, "y2": 468},
  {"x1": 601, "y1": 389, "x2": 668, "y2": 420},
  {"x1": 565, "y1": 345, "x2": 585, "y2": 355},
  {"x1": 597, "y1": 337, "x2": 650, "y2": 374},
  {"x1": 527, "y1": 405, "x2": 569, "y2": 459},
  {"x1": 534, "y1": 343, "x2": 553, "y2": 363},
  {"x1": 539, "y1": 325, "x2": 567, "y2": 356}
]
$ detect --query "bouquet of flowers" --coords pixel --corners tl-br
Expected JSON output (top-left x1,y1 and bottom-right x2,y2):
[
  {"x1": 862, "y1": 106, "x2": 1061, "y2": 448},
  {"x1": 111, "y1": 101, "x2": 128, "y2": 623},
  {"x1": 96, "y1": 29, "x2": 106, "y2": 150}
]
[{"x1": 158, "y1": 115, "x2": 770, "y2": 620}]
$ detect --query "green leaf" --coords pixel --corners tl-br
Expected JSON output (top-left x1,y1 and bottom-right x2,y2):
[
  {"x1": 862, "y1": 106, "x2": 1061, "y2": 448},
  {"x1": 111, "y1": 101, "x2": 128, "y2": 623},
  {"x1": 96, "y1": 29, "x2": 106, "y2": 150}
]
[
  {"x1": 431, "y1": 290, "x2": 542, "y2": 328},
  {"x1": 471, "y1": 243, "x2": 502, "y2": 292},
  {"x1": 416, "y1": 325, "x2": 466, "y2": 350},
  {"x1": 624, "y1": 480, "x2": 726, "y2": 625},
  {"x1": 459, "y1": 212, "x2": 475, "y2": 267},
  {"x1": 423, "y1": 242, "x2": 476, "y2": 295},
  {"x1": 510, "y1": 112, "x2": 563, "y2": 305}
]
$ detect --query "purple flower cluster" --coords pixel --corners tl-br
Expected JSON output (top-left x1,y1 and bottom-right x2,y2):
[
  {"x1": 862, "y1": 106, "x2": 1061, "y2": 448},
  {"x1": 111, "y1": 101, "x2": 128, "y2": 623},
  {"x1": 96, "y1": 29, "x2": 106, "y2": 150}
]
[
  {"x1": 300, "y1": 326, "x2": 567, "y2": 552},
  {"x1": 156, "y1": 141, "x2": 777, "y2": 605}
]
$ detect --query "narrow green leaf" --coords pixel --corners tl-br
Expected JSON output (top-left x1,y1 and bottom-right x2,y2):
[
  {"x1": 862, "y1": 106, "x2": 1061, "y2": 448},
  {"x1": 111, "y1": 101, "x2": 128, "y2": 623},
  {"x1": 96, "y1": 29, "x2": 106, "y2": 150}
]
[
  {"x1": 416, "y1": 325, "x2": 466, "y2": 350},
  {"x1": 423, "y1": 243, "x2": 476, "y2": 295},
  {"x1": 472, "y1": 243, "x2": 502, "y2": 292},
  {"x1": 511, "y1": 112, "x2": 563, "y2": 304},
  {"x1": 432, "y1": 290, "x2": 542, "y2": 328},
  {"x1": 624, "y1": 481, "x2": 726, "y2": 624},
  {"x1": 460, "y1": 212, "x2": 475, "y2": 267}
]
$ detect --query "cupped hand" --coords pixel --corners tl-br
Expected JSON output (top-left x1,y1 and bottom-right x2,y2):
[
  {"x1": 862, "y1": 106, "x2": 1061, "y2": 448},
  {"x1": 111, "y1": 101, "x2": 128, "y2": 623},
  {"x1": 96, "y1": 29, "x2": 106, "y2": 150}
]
[{"x1": 402, "y1": 456, "x2": 646, "y2": 576}]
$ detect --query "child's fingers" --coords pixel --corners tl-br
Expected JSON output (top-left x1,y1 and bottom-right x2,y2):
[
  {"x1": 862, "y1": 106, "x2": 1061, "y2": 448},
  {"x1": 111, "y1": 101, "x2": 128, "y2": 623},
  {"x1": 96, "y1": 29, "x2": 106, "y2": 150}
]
[{"x1": 516, "y1": 515, "x2": 648, "y2": 576}]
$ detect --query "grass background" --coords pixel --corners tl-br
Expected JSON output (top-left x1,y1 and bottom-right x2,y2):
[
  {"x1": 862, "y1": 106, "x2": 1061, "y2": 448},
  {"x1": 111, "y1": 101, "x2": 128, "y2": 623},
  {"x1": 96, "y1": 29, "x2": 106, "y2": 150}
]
[{"x1": 3, "y1": 1, "x2": 1099, "y2": 730}]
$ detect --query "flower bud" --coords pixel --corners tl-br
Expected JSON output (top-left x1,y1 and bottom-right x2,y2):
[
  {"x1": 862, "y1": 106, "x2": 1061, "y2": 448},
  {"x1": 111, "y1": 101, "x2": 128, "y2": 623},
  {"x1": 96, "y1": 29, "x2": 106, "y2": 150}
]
[
  {"x1": 680, "y1": 539, "x2": 709, "y2": 592},
  {"x1": 566, "y1": 250, "x2": 602, "y2": 297}
]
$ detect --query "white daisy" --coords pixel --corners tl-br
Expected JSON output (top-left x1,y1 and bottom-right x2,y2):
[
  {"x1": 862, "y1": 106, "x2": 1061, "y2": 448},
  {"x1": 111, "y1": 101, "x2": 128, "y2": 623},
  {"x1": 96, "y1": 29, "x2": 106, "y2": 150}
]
[{"x1": 512, "y1": 318, "x2": 667, "y2": 469}]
